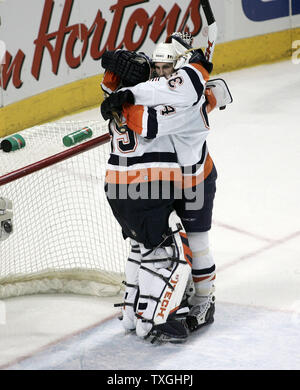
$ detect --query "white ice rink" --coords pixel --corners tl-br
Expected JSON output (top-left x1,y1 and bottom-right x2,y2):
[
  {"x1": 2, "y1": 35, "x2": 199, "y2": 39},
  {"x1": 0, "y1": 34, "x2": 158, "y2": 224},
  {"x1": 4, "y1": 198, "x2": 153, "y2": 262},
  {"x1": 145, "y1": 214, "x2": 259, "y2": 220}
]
[{"x1": 0, "y1": 59, "x2": 299, "y2": 370}]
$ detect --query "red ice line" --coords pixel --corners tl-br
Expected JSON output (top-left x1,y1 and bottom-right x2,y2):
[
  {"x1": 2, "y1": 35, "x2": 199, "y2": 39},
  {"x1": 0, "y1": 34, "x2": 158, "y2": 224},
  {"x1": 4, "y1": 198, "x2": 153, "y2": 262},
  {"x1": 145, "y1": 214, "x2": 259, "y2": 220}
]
[
  {"x1": 0, "y1": 313, "x2": 119, "y2": 370},
  {"x1": 213, "y1": 221, "x2": 300, "y2": 273},
  {"x1": 212, "y1": 220, "x2": 275, "y2": 243}
]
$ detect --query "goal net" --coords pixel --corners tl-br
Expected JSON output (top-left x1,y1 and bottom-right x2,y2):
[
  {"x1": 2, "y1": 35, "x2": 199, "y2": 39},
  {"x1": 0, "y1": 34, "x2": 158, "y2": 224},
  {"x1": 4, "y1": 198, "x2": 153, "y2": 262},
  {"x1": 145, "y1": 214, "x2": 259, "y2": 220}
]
[{"x1": 0, "y1": 120, "x2": 129, "y2": 299}]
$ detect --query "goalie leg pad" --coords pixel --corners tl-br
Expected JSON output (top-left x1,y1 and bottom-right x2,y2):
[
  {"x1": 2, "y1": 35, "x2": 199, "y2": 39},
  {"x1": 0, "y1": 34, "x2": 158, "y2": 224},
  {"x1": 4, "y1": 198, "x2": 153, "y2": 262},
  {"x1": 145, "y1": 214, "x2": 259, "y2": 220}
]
[
  {"x1": 136, "y1": 246, "x2": 173, "y2": 338},
  {"x1": 135, "y1": 211, "x2": 192, "y2": 340},
  {"x1": 119, "y1": 239, "x2": 141, "y2": 332}
]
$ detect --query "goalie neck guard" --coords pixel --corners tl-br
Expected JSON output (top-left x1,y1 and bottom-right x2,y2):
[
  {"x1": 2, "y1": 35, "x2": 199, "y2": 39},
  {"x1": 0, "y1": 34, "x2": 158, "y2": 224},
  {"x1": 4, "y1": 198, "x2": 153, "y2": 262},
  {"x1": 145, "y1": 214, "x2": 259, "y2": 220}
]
[{"x1": 152, "y1": 43, "x2": 177, "y2": 63}]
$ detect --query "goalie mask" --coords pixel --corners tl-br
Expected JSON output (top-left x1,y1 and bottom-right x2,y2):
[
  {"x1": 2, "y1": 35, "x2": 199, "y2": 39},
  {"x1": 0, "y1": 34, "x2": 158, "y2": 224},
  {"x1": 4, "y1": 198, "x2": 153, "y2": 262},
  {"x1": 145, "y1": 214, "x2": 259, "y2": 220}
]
[
  {"x1": 151, "y1": 36, "x2": 192, "y2": 73},
  {"x1": 152, "y1": 33, "x2": 213, "y2": 74}
]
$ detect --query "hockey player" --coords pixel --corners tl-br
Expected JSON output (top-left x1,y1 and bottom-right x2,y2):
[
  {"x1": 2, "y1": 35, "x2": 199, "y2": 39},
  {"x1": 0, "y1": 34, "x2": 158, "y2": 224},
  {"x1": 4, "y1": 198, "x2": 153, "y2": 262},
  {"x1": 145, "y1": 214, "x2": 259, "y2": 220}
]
[
  {"x1": 101, "y1": 53, "x2": 192, "y2": 344},
  {"x1": 148, "y1": 35, "x2": 218, "y2": 332}
]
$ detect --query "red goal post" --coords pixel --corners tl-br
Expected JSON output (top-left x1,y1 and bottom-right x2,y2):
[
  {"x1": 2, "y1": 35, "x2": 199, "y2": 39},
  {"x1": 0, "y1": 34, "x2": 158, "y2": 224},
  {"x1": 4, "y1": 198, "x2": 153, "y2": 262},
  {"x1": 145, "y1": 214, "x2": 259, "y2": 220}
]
[{"x1": 0, "y1": 120, "x2": 128, "y2": 299}]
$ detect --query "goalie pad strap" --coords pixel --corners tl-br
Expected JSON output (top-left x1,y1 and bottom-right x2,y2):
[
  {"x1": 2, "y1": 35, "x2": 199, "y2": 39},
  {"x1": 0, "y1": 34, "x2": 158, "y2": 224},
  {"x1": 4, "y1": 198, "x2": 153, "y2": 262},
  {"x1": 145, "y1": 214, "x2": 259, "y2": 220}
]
[
  {"x1": 131, "y1": 248, "x2": 140, "y2": 254},
  {"x1": 131, "y1": 243, "x2": 140, "y2": 249},
  {"x1": 114, "y1": 302, "x2": 134, "y2": 308},
  {"x1": 122, "y1": 281, "x2": 139, "y2": 289},
  {"x1": 141, "y1": 248, "x2": 155, "y2": 258},
  {"x1": 141, "y1": 257, "x2": 170, "y2": 264},
  {"x1": 139, "y1": 294, "x2": 161, "y2": 303},
  {"x1": 141, "y1": 258, "x2": 187, "y2": 265},
  {"x1": 135, "y1": 313, "x2": 154, "y2": 324},
  {"x1": 127, "y1": 258, "x2": 141, "y2": 266},
  {"x1": 140, "y1": 265, "x2": 174, "y2": 291}
]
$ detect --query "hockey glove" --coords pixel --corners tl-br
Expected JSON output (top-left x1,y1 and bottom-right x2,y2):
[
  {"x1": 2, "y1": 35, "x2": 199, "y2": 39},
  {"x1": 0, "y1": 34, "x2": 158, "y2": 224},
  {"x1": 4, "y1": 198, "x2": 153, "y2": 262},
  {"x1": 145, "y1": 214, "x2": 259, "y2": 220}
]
[
  {"x1": 189, "y1": 49, "x2": 213, "y2": 74},
  {"x1": 100, "y1": 90, "x2": 135, "y2": 121},
  {"x1": 170, "y1": 32, "x2": 194, "y2": 70},
  {"x1": 206, "y1": 78, "x2": 233, "y2": 110},
  {"x1": 170, "y1": 33, "x2": 213, "y2": 73},
  {"x1": 101, "y1": 50, "x2": 152, "y2": 87}
]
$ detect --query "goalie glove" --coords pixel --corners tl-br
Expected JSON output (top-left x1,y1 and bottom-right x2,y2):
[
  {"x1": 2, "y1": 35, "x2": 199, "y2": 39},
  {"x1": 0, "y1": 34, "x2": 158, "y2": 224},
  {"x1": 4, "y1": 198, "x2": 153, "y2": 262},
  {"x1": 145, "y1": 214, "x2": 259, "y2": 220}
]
[
  {"x1": 168, "y1": 32, "x2": 194, "y2": 70},
  {"x1": 100, "y1": 90, "x2": 135, "y2": 121},
  {"x1": 170, "y1": 32, "x2": 213, "y2": 73},
  {"x1": 189, "y1": 49, "x2": 213, "y2": 74},
  {"x1": 206, "y1": 78, "x2": 233, "y2": 110},
  {"x1": 101, "y1": 50, "x2": 152, "y2": 87}
]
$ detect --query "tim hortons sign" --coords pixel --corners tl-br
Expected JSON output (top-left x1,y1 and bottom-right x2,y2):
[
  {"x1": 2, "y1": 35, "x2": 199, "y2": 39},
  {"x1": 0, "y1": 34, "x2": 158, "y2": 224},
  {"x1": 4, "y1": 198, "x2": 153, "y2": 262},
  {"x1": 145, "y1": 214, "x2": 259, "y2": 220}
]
[{"x1": 0, "y1": 0, "x2": 202, "y2": 91}]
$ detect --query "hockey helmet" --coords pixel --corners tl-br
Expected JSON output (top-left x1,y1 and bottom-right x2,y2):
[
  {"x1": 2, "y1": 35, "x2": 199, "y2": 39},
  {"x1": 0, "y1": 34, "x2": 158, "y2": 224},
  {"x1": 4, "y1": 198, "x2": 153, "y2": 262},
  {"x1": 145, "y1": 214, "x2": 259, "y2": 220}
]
[{"x1": 152, "y1": 42, "x2": 177, "y2": 63}]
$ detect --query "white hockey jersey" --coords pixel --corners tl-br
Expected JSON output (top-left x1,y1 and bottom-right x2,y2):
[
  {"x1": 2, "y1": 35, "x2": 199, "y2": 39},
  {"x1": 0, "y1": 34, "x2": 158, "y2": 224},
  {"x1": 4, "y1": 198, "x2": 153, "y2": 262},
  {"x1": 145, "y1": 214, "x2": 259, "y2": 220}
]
[
  {"x1": 102, "y1": 63, "x2": 214, "y2": 188},
  {"x1": 105, "y1": 119, "x2": 181, "y2": 185}
]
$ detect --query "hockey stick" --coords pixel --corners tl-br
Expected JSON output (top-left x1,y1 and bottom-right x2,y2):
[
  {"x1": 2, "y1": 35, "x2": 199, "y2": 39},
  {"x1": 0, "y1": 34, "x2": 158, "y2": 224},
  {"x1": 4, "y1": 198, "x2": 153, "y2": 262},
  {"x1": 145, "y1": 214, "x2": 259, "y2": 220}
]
[
  {"x1": 173, "y1": 0, "x2": 217, "y2": 66},
  {"x1": 201, "y1": 0, "x2": 217, "y2": 63},
  {"x1": 201, "y1": 3, "x2": 233, "y2": 110},
  {"x1": 103, "y1": 91, "x2": 128, "y2": 133},
  {"x1": 112, "y1": 112, "x2": 127, "y2": 132}
]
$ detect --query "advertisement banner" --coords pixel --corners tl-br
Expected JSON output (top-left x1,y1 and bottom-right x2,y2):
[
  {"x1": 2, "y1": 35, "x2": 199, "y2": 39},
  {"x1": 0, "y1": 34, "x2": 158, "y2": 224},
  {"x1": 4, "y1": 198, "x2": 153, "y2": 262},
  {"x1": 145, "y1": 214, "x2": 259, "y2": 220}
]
[
  {"x1": 0, "y1": 0, "x2": 299, "y2": 133},
  {"x1": 1, "y1": 0, "x2": 206, "y2": 106}
]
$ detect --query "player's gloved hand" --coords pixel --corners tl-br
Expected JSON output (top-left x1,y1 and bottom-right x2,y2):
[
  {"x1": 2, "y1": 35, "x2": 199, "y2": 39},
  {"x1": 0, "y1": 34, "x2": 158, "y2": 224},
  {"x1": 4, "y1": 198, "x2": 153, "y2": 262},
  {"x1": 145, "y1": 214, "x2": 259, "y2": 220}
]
[
  {"x1": 189, "y1": 49, "x2": 213, "y2": 74},
  {"x1": 100, "y1": 90, "x2": 135, "y2": 121},
  {"x1": 101, "y1": 50, "x2": 151, "y2": 87}
]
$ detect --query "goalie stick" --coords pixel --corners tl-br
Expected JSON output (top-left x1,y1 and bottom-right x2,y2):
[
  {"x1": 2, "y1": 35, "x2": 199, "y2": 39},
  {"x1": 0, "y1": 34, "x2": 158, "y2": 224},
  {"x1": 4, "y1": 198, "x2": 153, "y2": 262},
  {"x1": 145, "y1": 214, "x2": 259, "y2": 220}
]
[
  {"x1": 103, "y1": 91, "x2": 128, "y2": 133},
  {"x1": 173, "y1": 0, "x2": 217, "y2": 63},
  {"x1": 202, "y1": 0, "x2": 217, "y2": 63}
]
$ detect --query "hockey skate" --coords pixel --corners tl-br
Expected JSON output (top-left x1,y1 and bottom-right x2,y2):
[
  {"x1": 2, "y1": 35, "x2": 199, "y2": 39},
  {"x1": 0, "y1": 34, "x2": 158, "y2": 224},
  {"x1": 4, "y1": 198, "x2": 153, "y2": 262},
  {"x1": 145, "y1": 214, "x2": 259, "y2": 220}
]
[
  {"x1": 145, "y1": 318, "x2": 188, "y2": 344},
  {"x1": 185, "y1": 294, "x2": 215, "y2": 332}
]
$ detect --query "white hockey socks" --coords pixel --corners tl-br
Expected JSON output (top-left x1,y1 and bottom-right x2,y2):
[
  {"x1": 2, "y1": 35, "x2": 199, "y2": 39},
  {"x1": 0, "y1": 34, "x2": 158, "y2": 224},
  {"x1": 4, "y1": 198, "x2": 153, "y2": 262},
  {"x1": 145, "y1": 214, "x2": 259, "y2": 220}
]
[
  {"x1": 187, "y1": 231, "x2": 216, "y2": 306},
  {"x1": 184, "y1": 232, "x2": 216, "y2": 331}
]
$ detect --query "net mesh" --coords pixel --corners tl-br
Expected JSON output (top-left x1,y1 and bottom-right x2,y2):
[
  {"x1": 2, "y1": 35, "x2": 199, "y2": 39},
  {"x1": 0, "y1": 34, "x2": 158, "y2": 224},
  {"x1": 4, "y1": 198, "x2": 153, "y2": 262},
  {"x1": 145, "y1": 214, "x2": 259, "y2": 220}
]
[{"x1": 0, "y1": 120, "x2": 128, "y2": 298}]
